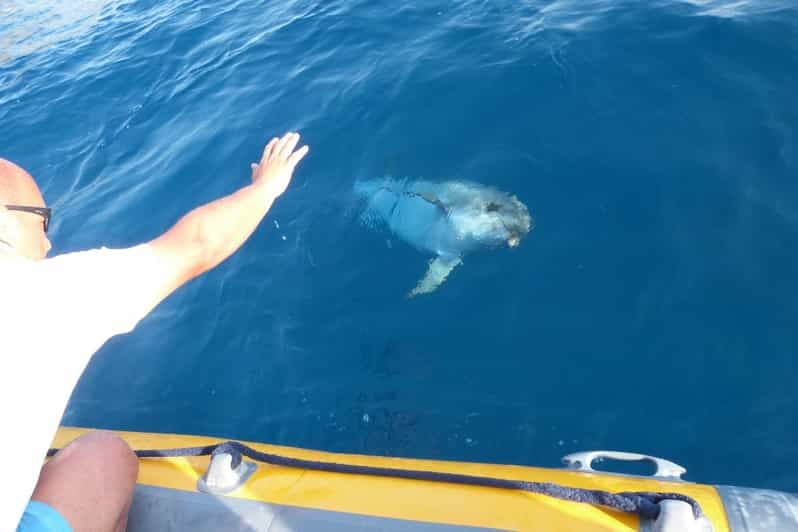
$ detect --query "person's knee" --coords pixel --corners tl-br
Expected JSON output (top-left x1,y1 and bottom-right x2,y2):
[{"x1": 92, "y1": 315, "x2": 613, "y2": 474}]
[
  {"x1": 89, "y1": 431, "x2": 138, "y2": 483},
  {"x1": 75, "y1": 431, "x2": 138, "y2": 479},
  {"x1": 33, "y1": 431, "x2": 138, "y2": 532},
  {"x1": 46, "y1": 431, "x2": 138, "y2": 483}
]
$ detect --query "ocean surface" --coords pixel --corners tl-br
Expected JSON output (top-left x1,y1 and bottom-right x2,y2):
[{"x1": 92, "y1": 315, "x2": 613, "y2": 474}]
[{"x1": 1, "y1": 0, "x2": 797, "y2": 491}]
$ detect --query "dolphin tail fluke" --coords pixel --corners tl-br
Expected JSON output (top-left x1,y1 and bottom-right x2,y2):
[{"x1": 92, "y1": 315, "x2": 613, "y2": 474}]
[{"x1": 408, "y1": 255, "x2": 463, "y2": 298}]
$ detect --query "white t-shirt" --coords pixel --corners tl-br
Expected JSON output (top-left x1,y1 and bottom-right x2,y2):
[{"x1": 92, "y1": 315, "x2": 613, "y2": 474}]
[{"x1": 0, "y1": 244, "x2": 162, "y2": 531}]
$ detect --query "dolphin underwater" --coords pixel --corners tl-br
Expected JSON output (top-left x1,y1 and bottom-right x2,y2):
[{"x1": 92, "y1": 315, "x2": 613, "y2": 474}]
[{"x1": 354, "y1": 178, "x2": 533, "y2": 296}]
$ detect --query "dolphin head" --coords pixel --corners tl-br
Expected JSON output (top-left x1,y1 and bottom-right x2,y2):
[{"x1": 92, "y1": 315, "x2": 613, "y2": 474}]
[
  {"x1": 495, "y1": 194, "x2": 532, "y2": 248},
  {"x1": 454, "y1": 186, "x2": 532, "y2": 249}
]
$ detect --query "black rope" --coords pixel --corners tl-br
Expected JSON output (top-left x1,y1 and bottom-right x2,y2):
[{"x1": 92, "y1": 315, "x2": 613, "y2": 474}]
[{"x1": 48, "y1": 440, "x2": 703, "y2": 521}]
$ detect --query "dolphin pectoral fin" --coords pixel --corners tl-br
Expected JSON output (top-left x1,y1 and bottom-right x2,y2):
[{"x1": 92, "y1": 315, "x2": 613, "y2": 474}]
[{"x1": 408, "y1": 255, "x2": 463, "y2": 298}]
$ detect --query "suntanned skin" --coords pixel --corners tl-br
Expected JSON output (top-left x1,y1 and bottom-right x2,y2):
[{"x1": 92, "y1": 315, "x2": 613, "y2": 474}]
[{"x1": 1, "y1": 132, "x2": 308, "y2": 532}]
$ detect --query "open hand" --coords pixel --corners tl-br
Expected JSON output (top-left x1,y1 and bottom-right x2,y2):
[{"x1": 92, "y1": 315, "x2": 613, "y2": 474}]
[{"x1": 250, "y1": 132, "x2": 309, "y2": 198}]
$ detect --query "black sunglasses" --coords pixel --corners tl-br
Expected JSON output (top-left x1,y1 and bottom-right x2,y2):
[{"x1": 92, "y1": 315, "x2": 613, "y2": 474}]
[{"x1": 3, "y1": 205, "x2": 51, "y2": 232}]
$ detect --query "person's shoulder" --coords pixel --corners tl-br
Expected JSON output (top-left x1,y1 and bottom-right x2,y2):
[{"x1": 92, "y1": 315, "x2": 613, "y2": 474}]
[
  {"x1": 37, "y1": 244, "x2": 159, "y2": 279},
  {"x1": 46, "y1": 243, "x2": 155, "y2": 262}
]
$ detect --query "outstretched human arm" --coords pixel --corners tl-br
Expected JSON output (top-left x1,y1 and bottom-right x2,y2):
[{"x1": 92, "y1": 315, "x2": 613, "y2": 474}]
[{"x1": 147, "y1": 131, "x2": 308, "y2": 307}]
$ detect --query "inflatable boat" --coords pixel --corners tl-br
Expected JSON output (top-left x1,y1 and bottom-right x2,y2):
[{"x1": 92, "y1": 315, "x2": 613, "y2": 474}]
[{"x1": 50, "y1": 427, "x2": 798, "y2": 531}]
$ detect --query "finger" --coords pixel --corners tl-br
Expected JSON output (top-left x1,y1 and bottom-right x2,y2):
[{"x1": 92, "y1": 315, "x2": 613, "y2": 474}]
[
  {"x1": 264, "y1": 137, "x2": 279, "y2": 161},
  {"x1": 260, "y1": 137, "x2": 279, "y2": 163},
  {"x1": 250, "y1": 163, "x2": 258, "y2": 180},
  {"x1": 277, "y1": 132, "x2": 300, "y2": 161},
  {"x1": 270, "y1": 133, "x2": 291, "y2": 162},
  {"x1": 286, "y1": 145, "x2": 309, "y2": 168}
]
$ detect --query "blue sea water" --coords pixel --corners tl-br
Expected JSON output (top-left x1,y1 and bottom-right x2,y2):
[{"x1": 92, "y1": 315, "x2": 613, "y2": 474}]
[{"x1": 1, "y1": 0, "x2": 797, "y2": 491}]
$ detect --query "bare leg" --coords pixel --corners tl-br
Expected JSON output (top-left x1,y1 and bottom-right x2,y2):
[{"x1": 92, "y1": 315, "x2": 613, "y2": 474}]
[{"x1": 31, "y1": 431, "x2": 138, "y2": 532}]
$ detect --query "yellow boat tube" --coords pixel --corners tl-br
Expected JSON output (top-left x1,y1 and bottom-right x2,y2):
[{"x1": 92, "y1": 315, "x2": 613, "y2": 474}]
[{"x1": 50, "y1": 427, "x2": 797, "y2": 531}]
